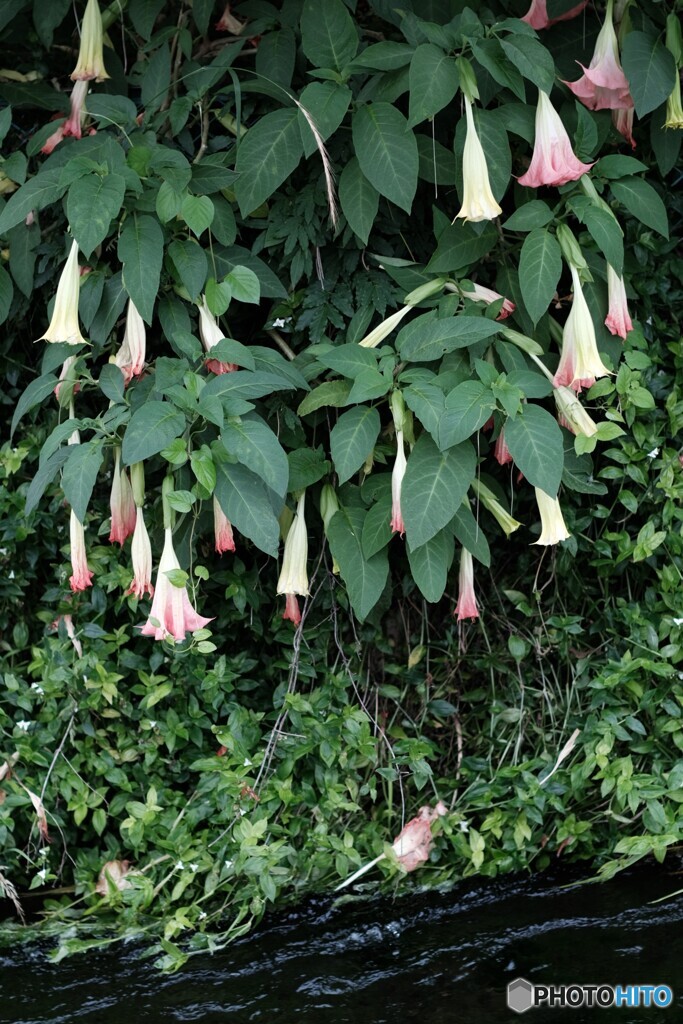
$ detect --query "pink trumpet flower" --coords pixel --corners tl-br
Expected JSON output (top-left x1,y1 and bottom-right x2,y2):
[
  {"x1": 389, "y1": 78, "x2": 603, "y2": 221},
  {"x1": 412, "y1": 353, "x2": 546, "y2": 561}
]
[
  {"x1": 564, "y1": 0, "x2": 633, "y2": 111},
  {"x1": 461, "y1": 283, "x2": 515, "y2": 320},
  {"x1": 215, "y1": 4, "x2": 246, "y2": 33},
  {"x1": 612, "y1": 107, "x2": 636, "y2": 148},
  {"x1": 553, "y1": 264, "x2": 612, "y2": 392},
  {"x1": 518, "y1": 90, "x2": 594, "y2": 188},
  {"x1": 114, "y1": 299, "x2": 146, "y2": 385},
  {"x1": 109, "y1": 449, "x2": 136, "y2": 545},
  {"x1": 41, "y1": 121, "x2": 66, "y2": 156},
  {"x1": 71, "y1": 0, "x2": 110, "y2": 82},
  {"x1": 522, "y1": 0, "x2": 588, "y2": 31},
  {"x1": 494, "y1": 428, "x2": 513, "y2": 465},
  {"x1": 141, "y1": 528, "x2": 213, "y2": 641},
  {"x1": 455, "y1": 548, "x2": 479, "y2": 622},
  {"x1": 198, "y1": 296, "x2": 238, "y2": 374},
  {"x1": 392, "y1": 802, "x2": 448, "y2": 871},
  {"x1": 390, "y1": 429, "x2": 407, "y2": 536},
  {"x1": 605, "y1": 264, "x2": 633, "y2": 338},
  {"x1": 69, "y1": 508, "x2": 94, "y2": 592},
  {"x1": 213, "y1": 496, "x2": 236, "y2": 554},
  {"x1": 64, "y1": 80, "x2": 89, "y2": 138},
  {"x1": 128, "y1": 507, "x2": 154, "y2": 599},
  {"x1": 282, "y1": 593, "x2": 301, "y2": 626}
]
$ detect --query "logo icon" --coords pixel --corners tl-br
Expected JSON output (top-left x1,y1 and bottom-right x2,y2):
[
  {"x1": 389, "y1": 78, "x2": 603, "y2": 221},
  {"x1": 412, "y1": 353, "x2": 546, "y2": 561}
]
[{"x1": 508, "y1": 978, "x2": 534, "y2": 1014}]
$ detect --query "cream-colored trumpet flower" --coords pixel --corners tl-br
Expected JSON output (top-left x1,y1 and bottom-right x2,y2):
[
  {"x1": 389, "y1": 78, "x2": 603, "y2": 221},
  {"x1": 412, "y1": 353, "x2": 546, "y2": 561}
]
[
  {"x1": 277, "y1": 491, "x2": 309, "y2": 625},
  {"x1": 71, "y1": 0, "x2": 110, "y2": 82},
  {"x1": 533, "y1": 488, "x2": 571, "y2": 545},
  {"x1": 38, "y1": 239, "x2": 86, "y2": 346},
  {"x1": 454, "y1": 96, "x2": 502, "y2": 223}
]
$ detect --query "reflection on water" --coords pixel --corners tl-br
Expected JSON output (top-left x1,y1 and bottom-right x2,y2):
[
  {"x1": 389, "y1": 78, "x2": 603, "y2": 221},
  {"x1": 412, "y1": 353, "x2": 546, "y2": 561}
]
[{"x1": 1, "y1": 859, "x2": 681, "y2": 1024}]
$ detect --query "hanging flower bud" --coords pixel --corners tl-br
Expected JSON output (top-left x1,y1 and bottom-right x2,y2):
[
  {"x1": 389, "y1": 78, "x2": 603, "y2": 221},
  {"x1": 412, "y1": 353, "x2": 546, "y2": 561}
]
[
  {"x1": 198, "y1": 296, "x2": 238, "y2": 374},
  {"x1": 553, "y1": 386, "x2": 599, "y2": 436},
  {"x1": 471, "y1": 479, "x2": 522, "y2": 537},
  {"x1": 458, "y1": 282, "x2": 515, "y2": 320},
  {"x1": 390, "y1": 429, "x2": 407, "y2": 536},
  {"x1": 69, "y1": 508, "x2": 94, "y2": 592},
  {"x1": 612, "y1": 107, "x2": 636, "y2": 148},
  {"x1": 213, "y1": 496, "x2": 235, "y2": 554},
  {"x1": 283, "y1": 594, "x2": 301, "y2": 625},
  {"x1": 141, "y1": 528, "x2": 213, "y2": 640},
  {"x1": 215, "y1": 3, "x2": 246, "y2": 33},
  {"x1": 533, "y1": 488, "x2": 571, "y2": 545},
  {"x1": 277, "y1": 491, "x2": 309, "y2": 623},
  {"x1": 54, "y1": 354, "x2": 80, "y2": 404},
  {"x1": 564, "y1": 0, "x2": 633, "y2": 111},
  {"x1": 605, "y1": 264, "x2": 633, "y2": 339},
  {"x1": 454, "y1": 548, "x2": 479, "y2": 622},
  {"x1": 128, "y1": 507, "x2": 154, "y2": 598},
  {"x1": 494, "y1": 428, "x2": 513, "y2": 465},
  {"x1": 114, "y1": 299, "x2": 146, "y2": 385},
  {"x1": 320, "y1": 484, "x2": 340, "y2": 574},
  {"x1": 554, "y1": 264, "x2": 612, "y2": 393},
  {"x1": 519, "y1": 90, "x2": 594, "y2": 188},
  {"x1": 38, "y1": 239, "x2": 86, "y2": 346},
  {"x1": 41, "y1": 122, "x2": 66, "y2": 156},
  {"x1": 454, "y1": 97, "x2": 502, "y2": 223},
  {"x1": 71, "y1": 0, "x2": 110, "y2": 82},
  {"x1": 109, "y1": 448, "x2": 136, "y2": 545},
  {"x1": 664, "y1": 73, "x2": 683, "y2": 130},
  {"x1": 358, "y1": 279, "x2": 446, "y2": 348},
  {"x1": 522, "y1": 0, "x2": 588, "y2": 30}
]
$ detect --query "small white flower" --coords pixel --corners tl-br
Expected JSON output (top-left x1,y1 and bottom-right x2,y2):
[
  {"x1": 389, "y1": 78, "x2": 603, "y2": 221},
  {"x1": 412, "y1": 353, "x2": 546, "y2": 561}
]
[
  {"x1": 646, "y1": 447, "x2": 659, "y2": 459},
  {"x1": 673, "y1": 618, "x2": 683, "y2": 626},
  {"x1": 243, "y1": 757, "x2": 252, "y2": 767},
  {"x1": 31, "y1": 683, "x2": 45, "y2": 695},
  {"x1": 148, "y1": 720, "x2": 157, "y2": 728},
  {"x1": 189, "y1": 862, "x2": 199, "y2": 873},
  {"x1": 459, "y1": 820, "x2": 470, "y2": 833},
  {"x1": 175, "y1": 860, "x2": 184, "y2": 871},
  {"x1": 37, "y1": 867, "x2": 48, "y2": 881},
  {"x1": 8, "y1": 570, "x2": 14, "y2": 579},
  {"x1": 224, "y1": 859, "x2": 233, "y2": 870},
  {"x1": 198, "y1": 911, "x2": 207, "y2": 920},
  {"x1": 271, "y1": 317, "x2": 291, "y2": 328},
  {"x1": 16, "y1": 720, "x2": 31, "y2": 731}
]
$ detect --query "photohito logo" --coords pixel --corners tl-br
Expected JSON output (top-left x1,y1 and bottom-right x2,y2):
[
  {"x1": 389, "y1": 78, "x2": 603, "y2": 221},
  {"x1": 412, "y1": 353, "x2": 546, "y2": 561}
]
[{"x1": 507, "y1": 978, "x2": 674, "y2": 1013}]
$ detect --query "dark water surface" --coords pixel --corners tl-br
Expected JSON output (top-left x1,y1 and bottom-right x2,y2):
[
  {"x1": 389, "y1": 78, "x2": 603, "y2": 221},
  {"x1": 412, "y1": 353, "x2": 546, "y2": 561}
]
[{"x1": 1, "y1": 860, "x2": 682, "y2": 1024}]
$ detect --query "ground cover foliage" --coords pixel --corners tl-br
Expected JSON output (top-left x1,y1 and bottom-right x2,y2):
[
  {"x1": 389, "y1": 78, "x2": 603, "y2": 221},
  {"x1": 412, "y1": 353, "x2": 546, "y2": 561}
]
[{"x1": 0, "y1": 0, "x2": 682, "y2": 968}]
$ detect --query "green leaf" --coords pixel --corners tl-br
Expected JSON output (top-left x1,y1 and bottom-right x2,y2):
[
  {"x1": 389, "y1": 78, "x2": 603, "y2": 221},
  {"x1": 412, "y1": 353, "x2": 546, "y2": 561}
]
[
  {"x1": 225, "y1": 265, "x2": 260, "y2": 304},
  {"x1": 595, "y1": 155, "x2": 648, "y2": 179},
  {"x1": 408, "y1": 44, "x2": 459, "y2": 127},
  {"x1": 141, "y1": 41, "x2": 171, "y2": 112},
  {"x1": 451, "y1": 503, "x2": 491, "y2": 567},
  {"x1": 215, "y1": 461, "x2": 280, "y2": 556},
  {"x1": 298, "y1": 82, "x2": 352, "y2": 157},
  {"x1": 234, "y1": 108, "x2": 303, "y2": 217},
  {"x1": 503, "y1": 200, "x2": 554, "y2": 232},
  {"x1": 397, "y1": 312, "x2": 500, "y2": 362},
  {"x1": 501, "y1": 35, "x2": 555, "y2": 94},
  {"x1": 352, "y1": 103, "x2": 418, "y2": 213},
  {"x1": 8, "y1": 220, "x2": 38, "y2": 297},
  {"x1": 99, "y1": 364, "x2": 126, "y2": 404},
  {"x1": 329, "y1": 406, "x2": 381, "y2": 484},
  {"x1": 166, "y1": 489, "x2": 195, "y2": 514},
  {"x1": 89, "y1": 271, "x2": 127, "y2": 344},
  {"x1": 582, "y1": 206, "x2": 624, "y2": 276},
  {"x1": 427, "y1": 220, "x2": 498, "y2": 273},
  {"x1": 167, "y1": 239, "x2": 207, "y2": 300},
  {"x1": 210, "y1": 196, "x2": 237, "y2": 245},
  {"x1": 205, "y1": 276, "x2": 232, "y2": 316},
  {"x1": 255, "y1": 28, "x2": 296, "y2": 89},
  {"x1": 404, "y1": 382, "x2": 445, "y2": 439},
  {"x1": 518, "y1": 228, "x2": 562, "y2": 324},
  {"x1": 121, "y1": 401, "x2": 186, "y2": 465},
  {"x1": 190, "y1": 447, "x2": 216, "y2": 492},
  {"x1": 207, "y1": 337, "x2": 255, "y2": 370},
  {"x1": 504, "y1": 404, "x2": 563, "y2": 497},
  {"x1": 222, "y1": 417, "x2": 289, "y2": 498},
  {"x1": 0, "y1": 168, "x2": 66, "y2": 236},
  {"x1": 0, "y1": 263, "x2": 14, "y2": 324},
  {"x1": 438, "y1": 381, "x2": 496, "y2": 449},
  {"x1": 317, "y1": 343, "x2": 377, "y2": 379},
  {"x1": 621, "y1": 31, "x2": 677, "y2": 119},
  {"x1": 190, "y1": 158, "x2": 237, "y2": 196},
  {"x1": 201, "y1": 370, "x2": 295, "y2": 405},
  {"x1": 339, "y1": 157, "x2": 379, "y2": 245},
  {"x1": 402, "y1": 434, "x2": 476, "y2": 550},
  {"x1": 118, "y1": 213, "x2": 164, "y2": 324},
  {"x1": 62, "y1": 440, "x2": 104, "y2": 523},
  {"x1": 327, "y1": 507, "x2": 389, "y2": 621},
  {"x1": 610, "y1": 177, "x2": 668, "y2": 239},
  {"x1": 348, "y1": 41, "x2": 414, "y2": 71},
  {"x1": 361, "y1": 497, "x2": 392, "y2": 559},
  {"x1": 287, "y1": 447, "x2": 330, "y2": 491},
  {"x1": 300, "y1": 0, "x2": 358, "y2": 71},
  {"x1": 471, "y1": 39, "x2": 525, "y2": 102},
  {"x1": 407, "y1": 528, "x2": 454, "y2": 602},
  {"x1": 573, "y1": 102, "x2": 598, "y2": 162},
  {"x1": 181, "y1": 194, "x2": 214, "y2": 237},
  {"x1": 25, "y1": 447, "x2": 72, "y2": 517},
  {"x1": 297, "y1": 380, "x2": 352, "y2": 415},
  {"x1": 11, "y1": 373, "x2": 57, "y2": 437}
]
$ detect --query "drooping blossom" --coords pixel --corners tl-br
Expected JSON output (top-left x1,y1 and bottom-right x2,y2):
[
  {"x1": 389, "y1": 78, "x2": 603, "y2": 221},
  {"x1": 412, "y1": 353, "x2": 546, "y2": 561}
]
[
  {"x1": 277, "y1": 491, "x2": 309, "y2": 625},
  {"x1": 533, "y1": 488, "x2": 571, "y2": 545},
  {"x1": 38, "y1": 239, "x2": 87, "y2": 346},
  {"x1": 71, "y1": 0, "x2": 110, "y2": 82},
  {"x1": 198, "y1": 296, "x2": 237, "y2": 374},
  {"x1": 664, "y1": 72, "x2": 683, "y2": 130},
  {"x1": 215, "y1": 4, "x2": 246, "y2": 33},
  {"x1": 454, "y1": 97, "x2": 502, "y2": 223},
  {"x1": 141, "y1": 528, "x2": 213, "y2": 641},
  {"x1": 553, "y1": 264, "x2": 612, "y2": 393},
  {"x1": 109, "y1": 448, "x2": 136, "y2": 545},
  {"x1": 521, "y1": 0, "x2": 588, "y2": 31},
  {"x1": 357, "y1": 278, "x2": 446, "y2": 348},
  {"x1": 472, "y1": 479, "x2": 522, "y2": 537},
  {"x1": 41, "y1": 81, "x2": 90, "y2": 155},
  {"x1": 454, "y1": 548, "x2": 479, "y2": 622},
  {"x1": 605, "y1": 263, "x2": 633, "y2": 339},
  {"x1": 564, "y1": 0, "x2": 633, "y2": 111},
  {"x1": 554, "y1": 386, "x2": 598, "y2": 436},
  {"x1": 319, "y1": 484, "x2": 341, "y2": 574},
  {"x1": 69, "y1": 508, "x2": 94, "y2": 592},
  {"x1": 390, "y1": 429, "x2": 407, "y2": 535},
  {"x1": 494, "y1": 428, "x2": 513, "y2": 465},
  {"x1": 114, "y1": 298, "x2": 146, "y2": 384},
  {"x1": 51, "y1": 613, "x2": 83, "y2": 657},
  {"x1": 41, "y1": 121, "x2": 66, "y2": 156},
  {"x1": 612, "y1": 107, "x2": 636, "y2": 148},
  {"x1": 392, "y1": 802, "x2": 448, "y2": 872},
  {"x1": 460, "y1": 283, "x2": 515, "y2": 320},
  {"x1": 518, "y1": 90, "x2": 594, "y2": 188},
  {"x1": 128, "y1": 507, "x2": 154, "y2": 598},
  {"x1": 213, "y1": 496, "x2": 235, "y2": 554}
]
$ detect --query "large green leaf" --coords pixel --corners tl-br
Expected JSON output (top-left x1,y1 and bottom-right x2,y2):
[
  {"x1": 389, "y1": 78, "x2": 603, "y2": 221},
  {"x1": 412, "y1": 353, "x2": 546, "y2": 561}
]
[
  {"x1": 438, "y1": 381, "x2": 496, "y2": 450},
  {"x1": 408, "y1": 44, "x2": 459, "y2": 127},
  {"x1": 501, "y1": 35, "x2": 555, "y2": 94},
  {"x1": 62, "y1": 440, "x2": 104, "y2": 524},
  {"x1": 317, "y1": 343, "x2": 377, "y2": 379},
  {"x1": 329, "y1": 406, "x2": 381, "y2": 484},
  {"x1": 404, "y1": 382, "x2": 445, "y2": 439},
  {"x1": 339, "y1": 157, "x2": 379, "y2": 245},
  {"x1": 117, "y1": 214, "x2": 164, "y2": 324},
  {"x1": 352, "y1": 103, "x2": 418, "y2": 213},
  {"x1": 234, "y1": 108, "x2": 303, "y2": 217},
  {"x1": 407, "y1": 528, "x2": 454, "y2": 602},
  {"x1": 221, "y1": 417, "x2": 289, "y2": 498},
  {"x1": 0, "y1": 263, "x2": 14, "y2": 325},
  {"x1": 610, "y1": 177, "x2": 668, "y2": 239},
  {"x1": 167, "y1": 239, "x2": 208, "y2": 300},
  {"x1": 298, "y1": 82, "x2": 352, "y2": 157},
  {"x1": 361, "y1": 497, "x2": 392, "y2": 559},
  {"x1": 11, "y1": 372, "x2": 57, "y2": 437},
  {"x1": 518, "y1": 228, "x2": 562, "y2": 325},
  {"x1": 402, "y1": 434, "x2": 476, "y2": 549},
  {"x1": 297, "y1": 380, "x2": 352, "y2": 416},
  {"x1": 504, "y1": 404, "x2": 564, "y2": 497},
  {"x1": 0, "y1": 168, "x2": 66, "y2": 235},
  {"x1": 24, "y1": 447, "x2": 72, "y2": 518},
  {"x1": 622, "y1": 32, "x2": 677, "y2": 119},
  {"x1": 215, "y1": 461, "x2": 281, "y2": 557},
  {"x1": 397, "y1": 312, "x2": 500, "y2": 362},
  {"x1": 300, "y1": 0, "x2": 358, "y2": 70},
  {"x1": 450, "y1": 503, "x2": 491, "y2": 567},
  {"x1": 121, "y1": 401, "x2": 186, "y2": 465},
  {"x1": 581, "y1": 206, "x2": 624, "y2": 276},
  {"x1": 327, "y1": 507, "x2": 389, "y2": 621},
  {"x1": 472, "y1": 39, "x2": 526, "y2": 103},
  {"x1": 427, "y1": 220, "x2": 498, "y2": 273},
  {"x1": 201, "y1": 370, "x2": 296, "y2": 404}
]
